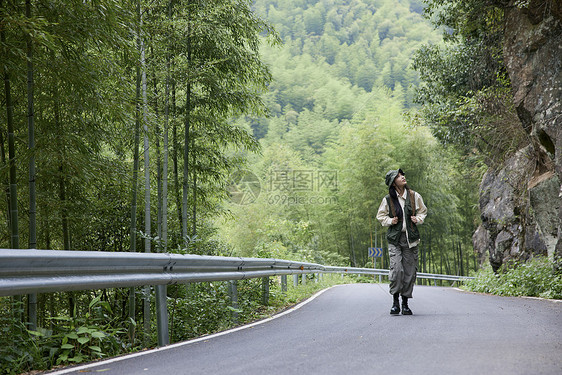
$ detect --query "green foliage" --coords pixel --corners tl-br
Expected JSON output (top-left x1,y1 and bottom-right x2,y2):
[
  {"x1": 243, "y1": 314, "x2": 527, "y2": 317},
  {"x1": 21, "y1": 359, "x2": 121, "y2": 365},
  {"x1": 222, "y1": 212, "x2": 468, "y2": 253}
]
[
  {"x1": 254, "y1": 0, "x2": 440, "y2": 100},
  {"x1": 0, "y1": 295, "x2": 127, "y2": 374},
  {"x1": 463, "y1": 257, "x2": 562, "y2": 299},
  {"x1": 0, "y1": 0, "x2": 277, "y2": 252},
  {"x1": 411, "y1": 0, "x2": 524, "y2": 166},
  {"x1": 169, "y1": 282, "x2": 233, "y2": 340},
  {"x1": 244, "y1": 0, "x2": 444, "y2": 145},
  {"x1": 221, "y1": 81, "x2": 479, "y2": 275}
]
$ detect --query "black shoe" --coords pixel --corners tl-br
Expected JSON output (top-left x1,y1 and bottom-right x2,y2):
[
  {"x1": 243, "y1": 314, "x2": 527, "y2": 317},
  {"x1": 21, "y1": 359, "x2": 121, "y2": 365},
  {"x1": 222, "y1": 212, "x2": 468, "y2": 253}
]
[
  {"x1": 401, "y1": 296, "x2": 413, "y2": 315},
  {"x1": 401, "y1": 305, "x2": 413, "y2": 315},
  {"x1": 390, "y1": 293, "x2": 400, "y2": 315}
]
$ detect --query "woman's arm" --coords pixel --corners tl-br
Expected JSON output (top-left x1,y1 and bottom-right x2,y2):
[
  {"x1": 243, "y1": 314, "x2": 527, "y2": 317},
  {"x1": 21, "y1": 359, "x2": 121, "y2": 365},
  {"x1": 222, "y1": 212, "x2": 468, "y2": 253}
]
[{"x1": 376, "y1": 197, "x2": 394, "y2": 227}]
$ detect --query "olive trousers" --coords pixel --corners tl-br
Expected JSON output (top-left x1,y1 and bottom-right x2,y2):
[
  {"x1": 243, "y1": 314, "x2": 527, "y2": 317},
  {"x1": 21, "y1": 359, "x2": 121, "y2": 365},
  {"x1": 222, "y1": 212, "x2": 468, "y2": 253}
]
[{"x1": 388, "y1": 232, "x2": 418, "y2": 298}]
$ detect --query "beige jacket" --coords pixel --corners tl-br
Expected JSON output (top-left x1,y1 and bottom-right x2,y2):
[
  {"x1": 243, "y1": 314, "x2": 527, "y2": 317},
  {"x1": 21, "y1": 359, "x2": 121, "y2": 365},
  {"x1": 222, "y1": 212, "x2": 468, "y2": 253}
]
[{"x1": 376, "y1": 189, "x2": 427, "y2": 248}]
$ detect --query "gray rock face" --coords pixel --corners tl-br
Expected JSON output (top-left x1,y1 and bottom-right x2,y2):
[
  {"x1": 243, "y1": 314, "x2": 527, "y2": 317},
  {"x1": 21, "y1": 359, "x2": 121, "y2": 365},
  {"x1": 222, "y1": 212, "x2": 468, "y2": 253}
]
[
  {"x1": 472, "y1": 225, "x2": 492, "y2": 266},
  {"x1": 477, "y1": 147, "x2": 559, "y2": 271},
  {"x1": 529, "y1": 172, "x2": 560, "y2": 253},
  {"x1": 475, "y1": 2, "x2": 562, "y2": 270}
]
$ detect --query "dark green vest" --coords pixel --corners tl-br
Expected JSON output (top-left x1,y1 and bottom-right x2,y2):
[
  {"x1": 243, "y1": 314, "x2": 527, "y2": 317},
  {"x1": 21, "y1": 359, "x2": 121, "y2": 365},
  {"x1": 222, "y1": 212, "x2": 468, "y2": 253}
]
[{"x1": 385, "y1": 189, "x2": 420, "y2": 246}]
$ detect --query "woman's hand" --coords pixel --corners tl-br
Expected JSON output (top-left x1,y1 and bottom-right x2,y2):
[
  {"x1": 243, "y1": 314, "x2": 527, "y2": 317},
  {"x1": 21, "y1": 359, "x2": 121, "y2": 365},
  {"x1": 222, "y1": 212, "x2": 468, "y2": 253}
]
[
  {"x1": 411, "y1": 216, "x2": 418, "y2": 224},
  {"x1": 391, "y1": 217, "x2": 399, "y2": 225}
]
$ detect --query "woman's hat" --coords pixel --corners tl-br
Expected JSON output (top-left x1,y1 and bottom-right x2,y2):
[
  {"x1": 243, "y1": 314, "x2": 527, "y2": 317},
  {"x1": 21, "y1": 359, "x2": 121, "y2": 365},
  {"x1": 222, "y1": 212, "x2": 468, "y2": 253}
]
[{"x1": 385, "y1": 169, "x2": 404, "y2": 187}]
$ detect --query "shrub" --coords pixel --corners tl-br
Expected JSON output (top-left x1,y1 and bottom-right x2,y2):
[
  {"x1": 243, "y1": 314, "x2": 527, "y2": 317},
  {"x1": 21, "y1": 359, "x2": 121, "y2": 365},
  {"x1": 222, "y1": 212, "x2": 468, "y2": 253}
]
[{"x1": 463, "y1": 257, "x2": 562, "y2": 299}]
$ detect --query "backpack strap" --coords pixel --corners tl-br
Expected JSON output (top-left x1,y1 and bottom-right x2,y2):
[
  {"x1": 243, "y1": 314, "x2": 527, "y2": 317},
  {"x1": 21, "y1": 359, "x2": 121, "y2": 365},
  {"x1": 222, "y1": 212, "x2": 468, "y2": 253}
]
[{"x1": 385, "y1": 195, "x2": 396, "y2": 218}]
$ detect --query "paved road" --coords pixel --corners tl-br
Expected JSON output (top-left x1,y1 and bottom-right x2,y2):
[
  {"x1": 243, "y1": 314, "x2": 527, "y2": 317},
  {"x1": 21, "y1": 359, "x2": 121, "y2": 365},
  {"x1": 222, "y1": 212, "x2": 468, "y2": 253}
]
[{"x1": 49, "y1": 284, "x2": 562, "y2": 375}]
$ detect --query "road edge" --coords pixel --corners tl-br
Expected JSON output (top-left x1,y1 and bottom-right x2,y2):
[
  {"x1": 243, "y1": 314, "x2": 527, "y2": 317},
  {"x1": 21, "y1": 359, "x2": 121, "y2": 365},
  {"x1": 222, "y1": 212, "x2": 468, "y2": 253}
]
[
  {"x1": 45, "y1": 285, "x2": 340, "y2": 375},
  {"x1": 452, "y1": 287, "x2": 562, "y2": 303}
]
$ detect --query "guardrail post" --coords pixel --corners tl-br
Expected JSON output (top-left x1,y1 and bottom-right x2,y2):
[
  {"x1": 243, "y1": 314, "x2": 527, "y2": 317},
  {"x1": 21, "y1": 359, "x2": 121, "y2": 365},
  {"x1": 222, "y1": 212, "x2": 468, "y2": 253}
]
[
  {"x1": 293, "y1": 274, "x2": 298, "y2": 287},
  {"x1": 28, "y1": 293, "x2": 37, "y2": 331},
  {"x1": 262, "y1": 277, "x2": 269, "y2": 305},
  {"x1": 128, "y1": 287, "x2": 135, "y2": 344},
  {"x1": 302, "y1": 273, "x2": 307, "y2": 285},
  {"x1": 281, "y1": 275, "x2": 287, "y2": 292},
  {"x1": 229, "y1": 280, "x2": 239, "y2": 324},
  {"x1": 155, "y1": 285, "x2": 169, "y2": 346},
  {"x1": 142, "y1": 286, "x2": 151, "y2": 347}
]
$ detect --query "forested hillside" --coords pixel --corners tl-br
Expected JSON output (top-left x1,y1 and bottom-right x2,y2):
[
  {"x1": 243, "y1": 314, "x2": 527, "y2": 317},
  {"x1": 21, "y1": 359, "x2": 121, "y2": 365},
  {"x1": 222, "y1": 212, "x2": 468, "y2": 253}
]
[
  {"x1": 219, "y1": 0, "x2": 480, "y2": 274},
  {"x1": 250, "y1": 0, "x2": 441, "y2": 134}
]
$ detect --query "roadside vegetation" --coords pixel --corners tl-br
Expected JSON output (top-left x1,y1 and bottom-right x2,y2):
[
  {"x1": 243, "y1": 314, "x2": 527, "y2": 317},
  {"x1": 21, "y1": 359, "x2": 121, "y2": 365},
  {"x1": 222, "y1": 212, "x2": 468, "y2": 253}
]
[
  {"x1": 463, "y1": 257, "x2": 562, "y2": 299},
  {"x1": 0, "y1": 274, "x2": 353, "y2": 374}
]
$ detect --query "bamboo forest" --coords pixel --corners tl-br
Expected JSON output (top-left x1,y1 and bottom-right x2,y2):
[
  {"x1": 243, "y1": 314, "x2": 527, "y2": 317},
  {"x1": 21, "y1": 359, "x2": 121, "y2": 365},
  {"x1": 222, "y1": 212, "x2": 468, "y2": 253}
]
[{"x1": 2, "y1": 0, "x2": 561, "y2": 373}]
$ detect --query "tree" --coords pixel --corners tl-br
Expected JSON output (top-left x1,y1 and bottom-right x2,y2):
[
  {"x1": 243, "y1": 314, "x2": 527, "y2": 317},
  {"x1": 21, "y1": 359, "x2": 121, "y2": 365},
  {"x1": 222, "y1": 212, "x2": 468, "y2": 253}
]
[
  {"x1": 25, "y1": 0, "x2": 37, "y2": 331},
  {"x1": 410, "y1": 0, "x2": 525, "y2": 165},
  {"x1": 1, "y1": 0, "x2": 19, "y2": 250}
]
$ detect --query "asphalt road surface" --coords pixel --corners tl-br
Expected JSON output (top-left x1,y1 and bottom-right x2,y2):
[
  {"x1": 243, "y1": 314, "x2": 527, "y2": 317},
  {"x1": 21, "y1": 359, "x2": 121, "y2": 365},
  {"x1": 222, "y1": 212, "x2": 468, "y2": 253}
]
[{"x1": 48, "y1": 284, "x2": 562, "y2": 375}]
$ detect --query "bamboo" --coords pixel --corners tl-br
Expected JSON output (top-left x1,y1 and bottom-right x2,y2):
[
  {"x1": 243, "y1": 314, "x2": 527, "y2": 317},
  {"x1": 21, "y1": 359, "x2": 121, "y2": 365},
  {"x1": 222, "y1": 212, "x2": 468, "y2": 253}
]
[
  {"x1": 140, "y1": 2, "x2": 152, "y2": 344},
  {"x1": 183, "y1": 0, "x2": 197, "y2": 243},
  {"x1": 154, "y1": 58, "x2": 162, "y2": 251},
  {"x1": 128, "y1": 21, "x2": 142, "y2": 343},
  {"x1": 172, "y1": 81, "x2": 182, "y2": 241},
  {"x1": 26, "y1": 0, "x2": 37, "y2": 331},
  {"x1": 162, "y1": 0, "x2": 171, "y2": 253},
  {"x1": 2, "y1": 12, "x2": 19, "y2": 250}
]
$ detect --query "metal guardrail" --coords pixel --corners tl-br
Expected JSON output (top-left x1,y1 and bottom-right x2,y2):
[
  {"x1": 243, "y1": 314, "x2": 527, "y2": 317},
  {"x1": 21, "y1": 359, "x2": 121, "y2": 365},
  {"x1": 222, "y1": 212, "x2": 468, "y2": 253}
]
[
  {"x1": 0, "y1": 249, "x2": 473, "y2": 345},
  {"x1": 0, "y1": 249, "x2": 473, "y2": 296}
]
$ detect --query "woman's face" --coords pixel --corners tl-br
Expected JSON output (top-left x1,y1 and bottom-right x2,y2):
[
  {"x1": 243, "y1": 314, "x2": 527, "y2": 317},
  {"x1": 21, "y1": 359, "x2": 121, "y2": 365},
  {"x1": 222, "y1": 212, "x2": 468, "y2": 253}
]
[{"x1": 393, "y1": 173, "x2": 407, "y2": 189}]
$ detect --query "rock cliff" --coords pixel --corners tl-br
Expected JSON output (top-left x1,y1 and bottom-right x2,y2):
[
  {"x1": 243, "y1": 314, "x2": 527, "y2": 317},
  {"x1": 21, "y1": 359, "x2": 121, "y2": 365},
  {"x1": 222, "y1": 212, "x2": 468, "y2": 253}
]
[{"x1": 473, "y1": 0, "x2": 562, "y2": 271}]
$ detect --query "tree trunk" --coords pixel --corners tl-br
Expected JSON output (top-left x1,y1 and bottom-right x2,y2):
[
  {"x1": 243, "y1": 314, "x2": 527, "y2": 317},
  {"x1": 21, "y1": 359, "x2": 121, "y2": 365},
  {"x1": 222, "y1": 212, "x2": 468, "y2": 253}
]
[
  {"x1": 153, "y1": 61, "x2": 162, "y2": 251},
  {"x1": 459, "y1": 241, "x2": 464, "y2": 276},
  {"x1": 54, "y1": 91, "x2": 74, "y2": 317},
  {"x1": 54, "y1": 107, "x2": 70, "y2": 251},
  {"x1": 26, "y1": 0, "x2": 38, "y2": 331},
  {"x1": 140, "y1": 6, "x2": 151, "y2": 345},
  {"x1": 347, "y1": 215, "x2": 357, "y2": 267},
  {"x1": 182, "y1": 7, "x2": 192, "y2": 244},
  {"x1": 128, "y1": 12, "x2": 143, "y2": 342},
  {"x1": 1, "y1": 2, "x2": 23, "y2": 324},
  {"x1": 172, "y1": 82, "x2": 182, "y2": 242},
  {"x1": 0, "y1": 130, "x2": 8, "y2": 237},
  {"x1": 1, "y1": 12, "x2": 19, "y2": 250},
  {"x1": 182, "y1": 84, "x2": 190, "y2": 243},
  {"x1": 163, "y1": 1, "x2": 171, "y2": 252},
  {"x1": 26, "y1": 0, "x2": 36, "y2": 249},
  {"x1": 192, "y1": 136, "x2": 196, "y2": 237}
]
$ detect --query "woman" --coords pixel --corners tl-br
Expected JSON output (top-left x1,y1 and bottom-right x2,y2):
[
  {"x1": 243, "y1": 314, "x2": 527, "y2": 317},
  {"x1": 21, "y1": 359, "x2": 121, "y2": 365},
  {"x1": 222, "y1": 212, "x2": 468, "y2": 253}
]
[{"x1": 376, "y1": 169, "x2": 427, "y2": 315}]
